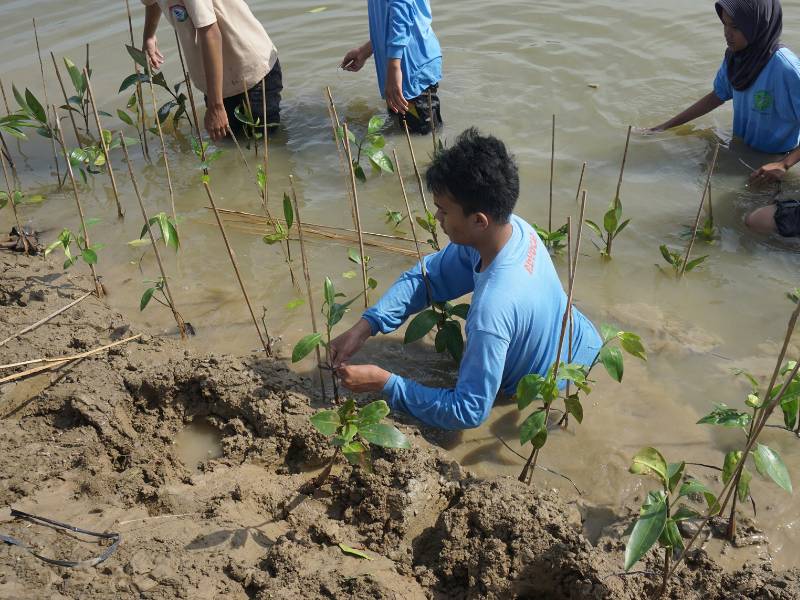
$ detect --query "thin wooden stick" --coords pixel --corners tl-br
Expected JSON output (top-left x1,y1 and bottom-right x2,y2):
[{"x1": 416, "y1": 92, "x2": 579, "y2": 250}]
[
  {"x1": 324, "y1": 87, "x2": 356, "y2": 228},
  {"x1": 50, "y1": 53, "x2": 81, "y2": 144},
  {"x1": 394, "y1": 148, "x2": 433, "y2": 305},
  {"x1": 84, "y1": 69, "x2": 124, "y2": 218},
  {"x1": 261, "y1": 78, "x2": 269, "y2": 211},
  {"x1": 428, "y1": 89, "x2": 437, "y2": 155},
  {"x1": 289, "y1": 176, "x2": 327, "y2": 400},
  {"x1": 549, "y1": 114, "x2": 555, "y2": 231},
  {"x1": 342, "y1": 123, "x2": 370, "y2": 308},
  {"x1": 174, "y1": 30, "x2": 198, "y2": 139},
  {"x1": 575, "y1": 162, "x2": 587, "y2": 204},
  {"x1": 0, "y1": 148, "x2": 30, "y2": 254},
  {"x1": 32, "y1": 18, "x2": 62, "y2": 188},
  {"x1": 606, "y1": 126, "x2": 632, "y2": 257},
  {"x1": 202, "y1": 179, "x2": 272, "y2": 356},
  {"x1": 142, "y1": 65, "x2": 178, "y2": 231},
  {"x1": 403, "y1": 118, "x2": 439, "y2": 249},
  {"x1": 119, "y1": 133, "x2": 187, "y2": 338},
  {"x1": 0, "y1": 335, "x2": 141, "y2": 385},
  {"x1": 680, "y1": 143, "x2": 720, "y2": 277},
  {"x1": 124, "y1": 0, "x2": 150, "y2": 161},
  {"x1": 54, "y1": 114, "x2": 102, "y2": 297},
  {"x1": 0, "y1": 79, "x2": 10, "y2": 115},
  {"x1": 0, "y1": 291, "x2": 93, "y2": 348}
]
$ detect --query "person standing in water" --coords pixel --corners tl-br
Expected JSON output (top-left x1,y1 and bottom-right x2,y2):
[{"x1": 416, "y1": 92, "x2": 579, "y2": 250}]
[
  {"x1": 648, "y1": 0, "x2": 800, "y2": 237},
  {"x1": 141, "y1": 0, "x2": 282, "y2": 142},
  {"x1": 341, "y1": 0, "x2": 443, "y2": 134}
]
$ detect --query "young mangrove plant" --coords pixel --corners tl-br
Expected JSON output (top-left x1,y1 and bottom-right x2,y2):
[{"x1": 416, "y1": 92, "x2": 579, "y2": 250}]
[
  {"x1": 57, "y1": 55, "x2": 99, "y2": 137},
  {"x1": 533, "y1": 223, "x2": 568, "y2": 254},
  {"x1": 585, "y1": 126, "x2": 632, "y2": 258},
  {"x1": 337, "y1": 115, "x2": 394, "y2": 183},
  {"x1": 122, "y1": 46, "x2": 191, "y2": 131},
  {"x1": 384, "y1": 207, "x2": 407, "y2": 232},
  {"x1": 44, "y1": 221, "x2": 103, "y2": 270},
  {"x1": 262, "y1": 192, "x2": 294, "y2": 245},
  {"x1": 658, "y1": 244, "x2": 707, "y2": 276},
  {"x1": 343, "y1": 248, "x2": 378, "y2": 291},
  {"x1": 404, "y1": 301, "x2": 469, "y2": 364},
  {"x1": 533, "y1": 114, "x2": 570, "y2": 254},
  {"x1": 191, "y1": 136, "x2": 223, "y2": 182},
  {"x1": 0, "y1": 190, "x2": 45, "y2": 210},
  {"x1": 308, "y1": 399, "x2": 410, "y2": 482},
  {"x1": 624, "y1": 447, "x2": 720, "y2": 597},
  {"x1": 233, "y1": 93, "x2": 265, "y2": 150},
  {"x1": 697, "y1": 366, "x2": 794, "y2": 540},
  {"x1": 12, "y1": 85, "x2": 54, "y2": 141}
]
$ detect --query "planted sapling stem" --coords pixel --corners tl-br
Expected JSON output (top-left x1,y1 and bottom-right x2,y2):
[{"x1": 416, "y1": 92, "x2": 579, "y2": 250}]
[
  {"x1": 54, "y1": 115, "x2": 102, "y2": 296},
  {"x1": 679, "y1": 143, "x2": 720, "y2": 277},
  {"x1": 84, "y1": 70, "x2": 124, "y2": 218},
  {"x1": 342, "y1": 122, "x2": 371, "y2": 309},
  {"x1": 32, "y1": 18, "x2": 62, "y2": 188},
  {"x1": 428, "y1": 89, "x2": 438, "y2": 156},
  {"x1": 0, "y1": 145, "x2": 31, "y2": 255},
  {"x1": 174, "y1": 30, "x2": 199, "y2": 138},
  {"x1": 403, "y1": 118, "x2": 441, "y2": 250},
  {"x1": 575, "y1": 162, "x2": 587, "y2": 205},
  {"x1": 50, "y1": 53, "x2": 81, "y2": 144},
  {"x1": 124, "y1": 0, "x2": 150, "y2": 161},
  {"x1": 533, "y1": 115, "x2": 569, "y2": 252},
  {"x1": 324, "y1": 86, "x2": 356, "y2": 228}
]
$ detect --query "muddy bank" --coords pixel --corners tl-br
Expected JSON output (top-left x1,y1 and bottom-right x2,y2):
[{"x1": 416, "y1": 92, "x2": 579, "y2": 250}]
[{"x1": 1, "y1": 253, "x2": 799, "y2": 600}]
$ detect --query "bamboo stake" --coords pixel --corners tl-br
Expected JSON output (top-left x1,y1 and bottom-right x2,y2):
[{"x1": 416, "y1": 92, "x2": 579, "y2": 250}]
[
  {"x1": 0, "y1": 335, "x2": 141, "y2": 385},
  {"x1": 174, "y1": 30, "x2": 198, "y2": 139},
  {"x1": 403, "y1": 118, "x2": 440, "y2": 249},
  {"x1": 124, "y1": 0, "x2": 150, "y2": 161},
  {"x1": 0, "y1": 79, "x2": 10, "y2": 115},
  {"x1": 575, "y1": 162, "x2": 587, "y2": 204},
  {"x1": 0, "y1": 291, "x2": 93, "y2": 348},
  {"x1": 50, "y1": 53, "x2": 82, "y2": 144},
  {"x1": 202, "y1": 180, "x2": 272, "y2": 356},
  {"x1": 324, "y1": 86, "x2": 356, "y2": 228},
  {"x1": 679, "y1": 143, "x2": 720, "y2": 277},
  {"x1": 261, "y1": 78, "x2": 269, "y2": 211},
  {"x1": 119, "y1": 133, "x2": 187, "y2": 338},
  {"x1": 54, "y1": 114, "x2": 102, "y2": 297},
  {"x1": 84, "y1": 70, "x2": 124, "y2": 218},
  {"x1": 0, "y1": 147, "x2": 30, "y2": 254},
  {"x1": 607, "y1": 126, "x2": 632, "y2": 257},
  {"x1": 428, "y1": 89, "x2": 437, "y2": 156},
  {"x1": 289, "y1": 176, "x2": 327, "y2": 400},
  {"x1": 32, "y1": 19, "x2": 62, "y2": 188},
  {"x1": 143, "y1": 64, "x2": 178, "y2": 231},
  {"x1": 342, "y1": 123, "x2": 370, "y2": 308},
  {"x1": 520, "y1": 190, "x2": 588, "y2": 483},
  {"x1": 394, "y1": 149, "x2": 434, "y2": 305},
  {"x1": 549, "y1": 114, "x2": 555, "y2": 231},
  {"x1": 83, "y1": 44, "x2": 91, "y2": 134}
]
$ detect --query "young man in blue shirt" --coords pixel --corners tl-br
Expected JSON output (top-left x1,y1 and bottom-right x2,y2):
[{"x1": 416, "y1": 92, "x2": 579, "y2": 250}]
[
  {"x1": 330, "y1": 129, "x2": 602, "y2": 431},
  {"x1": 341, "y1": 0, "x2": 443, "y2": 134}
]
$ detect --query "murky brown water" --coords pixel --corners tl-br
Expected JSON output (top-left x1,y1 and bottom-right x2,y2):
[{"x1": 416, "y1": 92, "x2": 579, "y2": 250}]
[{"x1": 3, "y1": 0, "x2": 800, "y2": 570}]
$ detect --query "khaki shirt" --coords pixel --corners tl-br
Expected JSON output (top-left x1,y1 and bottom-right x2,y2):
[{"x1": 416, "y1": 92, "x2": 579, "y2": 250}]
[{"x1": 142, "y1": 0, "x2": 278, "y2": 98}]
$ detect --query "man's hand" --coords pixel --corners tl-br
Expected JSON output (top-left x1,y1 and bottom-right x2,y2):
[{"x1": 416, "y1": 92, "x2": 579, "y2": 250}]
[
  {"x1": 337, "y1": 364, "x2": 391, "y2": 393},
  {"x1": 750, "y1": 161, "x2": 788, "y2": 185},
  {"x1": 385, "y1": 59, "x2": 408, "y2": 115},
  {"x1": 205, "y1": 104, "x2": 228, "y2": 142},
  {"x1": 144, "y1": 36, "x2": 165, "y2": 71},
  {"x1": 341, "y1": 44, "x2": 370, "y2": 72},
  {"x1": 329, "y1": 318, "x2": 372, "y2": 368}
]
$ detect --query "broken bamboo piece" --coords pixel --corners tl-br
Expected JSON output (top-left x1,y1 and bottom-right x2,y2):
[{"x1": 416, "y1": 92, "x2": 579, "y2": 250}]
[
  {"x1": 50, "y1": 53, "x2": 82, "y2": 145},
  {"x1": 84, "y1": 69, "x2": 124, "y2": 218},
  {"x1": 402, "y1": 118, "x2": 439, "y2": 249},
  {"x1": 428, "y1": 90, "x2": 437, "y2": 156},
  {"x1": 32, "y1": 18, "x2": 62, "y2": 188},
  {"x1": 124, "y1": 0, "x2": 150, "y2": 161},
  {"x1": 324, "y1": 86, "x2": 356, "y2": 228},
  {"x1": 342, "y1": 123, "x2": 370, "y2": 309},
  {"x1": 680, "y1": 143, "x2": 720, "y2": 278},
  {"x1": 119, "y1": 133, "x2": 187, "y2": 338},
  {"x1": 261, "y1": 78, "x2": 269, "y2": 211},
  {"x1": 549, "y1": 114, "x2": 555, "y2": 231},
  {"x1": 0, "y1": 291, "x2": 94, "y2": 348},
  {"x1": 574, "y1": 162, "x2": 587, "y2": 205}
]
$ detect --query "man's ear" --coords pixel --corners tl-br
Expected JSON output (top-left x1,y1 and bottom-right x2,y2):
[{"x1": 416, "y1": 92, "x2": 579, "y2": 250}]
[{"x1": 472, "y1": 212, "x2": 490, "y2": 230}]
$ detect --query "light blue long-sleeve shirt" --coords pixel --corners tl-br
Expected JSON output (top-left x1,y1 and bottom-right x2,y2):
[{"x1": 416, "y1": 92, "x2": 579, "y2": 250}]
[
  {"x1": 362, "y1": 215, "x2": 602, "y2": 431},
  {"x1": 367, "y1": 0, "x2": 442, "y2": 100}
]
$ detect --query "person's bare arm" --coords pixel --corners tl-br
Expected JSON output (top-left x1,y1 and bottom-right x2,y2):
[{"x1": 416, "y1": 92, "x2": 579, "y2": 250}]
[
  {"x1": 341, "y1": 40, "x2": 373, "y2": 71},
  {"x1": 143, "y1": 4, "x2": 164, "y2": 71},
  {"x1": 197, "y1": 22, "x2": 227, "y2": 141},
  {"x1": 648, "y1": 92, "x2": 725, "y2": 132},
  {"x1": 751, "y1": 146, "x2": 800, "y2": 184}
]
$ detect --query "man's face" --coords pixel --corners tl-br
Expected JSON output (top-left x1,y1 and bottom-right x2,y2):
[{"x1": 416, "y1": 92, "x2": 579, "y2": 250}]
[
  {"x1": 721, "y1": 10, "x2": 749, "y2": 53},
  {"x1": 433, "y1": 191, "x2": 486, "y2": 245}
]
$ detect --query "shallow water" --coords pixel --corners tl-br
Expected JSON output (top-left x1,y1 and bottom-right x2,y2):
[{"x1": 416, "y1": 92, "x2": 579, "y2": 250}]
[
  {"x1": 174, "y1": 419, "x2": 224, "y2": 472},
  {"x1": 3, "y1": 0, "x2": 800, "y2": 570}
]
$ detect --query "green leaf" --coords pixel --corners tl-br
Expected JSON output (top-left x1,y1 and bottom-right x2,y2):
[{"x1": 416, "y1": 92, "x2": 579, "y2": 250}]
[
  {"x1": 283, "y1": 193, "x2": 294, "y2": 229},
  {"x1": 63, "y1": 57, "x2": 85, "y2": 94},
  {"x1": 323, "y1": 277, "x2": 336, "y2": 309},
  {"x1": 516, "y1": 374, "x2": 545, "y2": 410},
  {"x1": 338, "y1": 543, "x2": 373, "y2": 561},
  {"x1": 624, "y1": 490, "x2": 668, "y2": 571},
  {"x1": 672, "y1": 506, "x2": 702, "y2": 522},
  {"x1": 368, "y1": 149, "x2": 394, "y2": 173},
  {"x1": 310, "y1": 410, "x2": 341, "y2": 436},
  {"x1": 157, "y1": 100, "x2": 176, "y2": 124},
  {"x1": 404, "y1": 309, "x2": 439, "y2": 344},
  {"x1": 585, "y1": 219, "x2": 603, "y2": 237},
  {"x1": 660, "y1": 518, "x2": 684, "y2": 551},
  {"x1": 437, "y1": 320, "x2": 464, "y2": 363},
  {"x1": 697, "y1": 404, "x2": 751, "y2": 429},
  {"x1": 119, "y1": 72, "x2": 149, "y2": 94},
  {"x1": 12, "y1": 84, "x2": 29, "y2": 115},
  {"x1": 684, "y1": 255, "x2": 708, "y2": 272},
  {"x1": 357, "y1": 400, "x2": 390, "y2": 428},
  {"x1": 738, "y1": 467, "x2": 752, "y2": 503},
  {"x1": 618, "y1": 332, "x2": 646, "y2": 360},
  {"x1": 368, "y1": 277, "x2": 378, "y2": 290},
  {"x1": 603, "y1": 204, "x2": 619, "y2": 234},
  {"x1": 353, "y1": 162, "x2": 366, "y2": 183},
  {"x1": 600, "y1": 324, "x2": 620, "y2": 343},
  {"x1": 347, "y1": 247, "x2": 362, "y2": 265},
  {"x1": 24, "y1": 89, "x2": 46, "y2": 124},
  {"x1": 667, "y1": 461, "x2": 685, "y2": 493},
  {"x1": 291, "y1": 333, "x2": 322, "y2": 363},
  {"x1": 564, "y1": 394, "x2": 584, "y2": 424},
  {"x1": 599, "y1": 346, "x2": 624, "y2": 382},
  {"x1": 359, "y1": 422, "x2": 410, "y2": 449},
  {"x1": 451, "y1": 303, "x2": 470, "y2": 320},
  {"x1": 615, "y1": 218, "x2": 632, "y2": 237},
  {"x1": 367, "y1": 115, "x2": 385, "y2": 134},
  {"x1": 140, "y1": 287, "x2": 156, "y2": 311},
  {"x1": 81, "y1": 248, "x2": 98, "y2": 265},
  {"x1": 678, "y1": 479, "x2": 719, "y2": 513},
  {"x1": 520, "y1": 409, "x2": 547, "y2": 446},
  {"x1": 125, "y1": 45, "x2": 149, "y2": 70},
  {"x1": 630, "y1": 447, "x2": 669, "y2": 488},
  {"x1": 342, "y1": 441, "x2": 369, "y2": 467},
  {"x1": 753, "y1": 444, "x2": 792, "y2": 493},
  {"x1": 659, "y1": 244, "x2": 675, "y2": 265},
  {"x1": 722, "y1": 451, "x2": 743, "y2": 485}
]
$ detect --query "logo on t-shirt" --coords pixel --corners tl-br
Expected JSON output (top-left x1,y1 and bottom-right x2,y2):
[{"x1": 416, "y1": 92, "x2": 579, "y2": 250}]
[
  {"x1": 753, "y1": 90, "x2": 774, "y2": 112},
  {"x1": 170, "y1": 4, "x2": 188, "y2": 22}
]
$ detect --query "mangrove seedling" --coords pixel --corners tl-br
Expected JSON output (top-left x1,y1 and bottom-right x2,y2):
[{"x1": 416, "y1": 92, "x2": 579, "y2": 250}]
[
  {"x1": 191, "y1": 136, "x2": 223, "y2": 181},
  {"x1": 415, "y1": 208, "x2": 441, "y2": 251},
  {"x1": 698, "y1": 367, "x2": 794, "y2": 539},
  {"x1": 45, "y1": 221, "x2": 103, "y2": 270},
  {"x1": 233, "y1": 97, "x2": 266, "y2": 149},
  {"x1": 585, "y1": 196, "x2": 630, "y2": 258},
  {"x1": 263, "y1": 192, "x2": 295, "y2": 245},
  {"x1": 122, "y1": 45, "x2": 190, "y2": 130},
  {"x1": 0, "y1": 190, "x2": 45, "y2": 209},
  {"x1": 140, "y1": 212, "x2": 180, "y2": 251},
  {"x1": 139, "y1": 276, "x2": 192, "y2": 335},
  {"x1": 58, "y1": 56, "x2": 101, "y2": 136},
  {"x1": 343, "y1": 248, "x2": 378, "y2": 291},
  {"x1": 624, "y1": 447, "x2": 720, "y2": 597},
  {"x1": 681, "y1": 215, "x2": 718, "y2": 244},
  {"x1": 533, "y1": 222, "x2": 569, "y2": 254},
  {"x1": 66, "y1": 131, "x2": 136, "y2": 186},
  {"x1": 658, "y1": 244, "x2": 707, "y2": 276},
  {"x1": 0, "y1": 112, "x2": 35, "y2": 141},
  {"x1": 12, "y1": 85, "x2": 54, "y2": 140},
  {"x1": 309, "y1": 399, "x2": 410, "y2": 480},
  {"x1": 337, "y1": 115, "x2": 394, "y2": 183},
  {"x1": 384, "y1": 207, "x2": 407, "y2": 232},
  {"x1": 404, "y1": 301, "x2": 469, "y2": 364}
]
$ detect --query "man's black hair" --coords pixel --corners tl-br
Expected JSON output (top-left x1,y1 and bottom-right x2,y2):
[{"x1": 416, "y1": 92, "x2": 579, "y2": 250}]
[{"x1": 425, "y1": 128, "x2": 519, "y2": 224}]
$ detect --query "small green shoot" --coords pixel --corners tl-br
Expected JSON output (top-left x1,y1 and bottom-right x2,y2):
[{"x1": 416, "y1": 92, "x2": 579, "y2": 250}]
[
  {"x1": 384, "y1": 207, "x2": 407, "y2": 231},
  {"x1": 140, "y1": 212, "x2": 180, "y2": 251},
  {"x1": 0, "y1": 190, "x2": 45, "y2": 209},
  {"x1": 585, "y1": 196, "x2": 630, "y2": 259},
  {"x1": 658, "y1": 244, "x2": 707, "y2": 276},
  {"x1": 263, "y1": 193, "x2": 295, "y2": 245},
  {"x1": 533, "y1": 222, "x2": 569, "y2": 254},
  {"x1": 45, "y1": 224, "x2": 103, "y2": 270},
  {"x1": 337, "y1": 115, "x2": 394, "y2": 183}
]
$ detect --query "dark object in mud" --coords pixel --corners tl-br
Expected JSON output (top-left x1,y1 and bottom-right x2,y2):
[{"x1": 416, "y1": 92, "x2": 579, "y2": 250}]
[
  {"x1": 184, "y1": 322, "x2": 197, "y2": 336},
  {"x1": 1, "y1": 226, "x2": 40, "y2": 255}
]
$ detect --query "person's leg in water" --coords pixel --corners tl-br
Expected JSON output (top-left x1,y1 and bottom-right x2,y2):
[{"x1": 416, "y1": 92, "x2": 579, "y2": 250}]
[
  {"x1": 746, "y1": 200, "x2": 800, "y2": 236},
  {"x1": 221, "y1": 58, "x2": 284, "y2": 137},
  {"x1": 396, "y1": 83, "x2": 442, "y2": 135}
]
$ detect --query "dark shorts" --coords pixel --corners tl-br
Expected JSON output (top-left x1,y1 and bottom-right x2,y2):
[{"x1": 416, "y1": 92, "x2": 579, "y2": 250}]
[
  {"x1": 774, "y1": 199, "x2": 800, "y2": 237},
  {"x1": 208, "y1": 58, "x2": 283, "y2": 134},
  {"x1": 396, "y1": 83, "x2": 443, "y2": 135}
]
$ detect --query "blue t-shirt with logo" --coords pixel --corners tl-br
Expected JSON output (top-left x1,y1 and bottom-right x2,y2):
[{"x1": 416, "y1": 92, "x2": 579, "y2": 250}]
[
  {"x1": 361, "y1": 215, "x2": 602, "y2": 431},
  {"x1": 713, "y1": 47, "x2": 800, "y2": 154}
]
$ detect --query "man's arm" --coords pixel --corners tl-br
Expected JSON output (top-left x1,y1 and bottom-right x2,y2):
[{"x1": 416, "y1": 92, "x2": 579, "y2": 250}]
[
  {"x1": 384, "y1": 0, "x2": 418, "y2": 113},
  {"x1": 342, "y1": 40, "x2": 373, "y2": 71},
  {"x1": 143, "y1": 4, "x2": 165, "y2": 71},
  {"x1": 197, "y1": 23, "x2": 227, "y2": 141},
  {"x1": 751, "y1": 146, "x2": 800, "y2": 183}
]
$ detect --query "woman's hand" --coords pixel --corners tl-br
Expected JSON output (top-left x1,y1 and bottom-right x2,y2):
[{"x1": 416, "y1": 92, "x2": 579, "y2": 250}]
[{"x1": 144, "y1": 36, "x2": 165, "y2": 71}]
